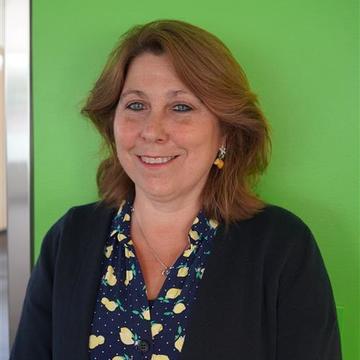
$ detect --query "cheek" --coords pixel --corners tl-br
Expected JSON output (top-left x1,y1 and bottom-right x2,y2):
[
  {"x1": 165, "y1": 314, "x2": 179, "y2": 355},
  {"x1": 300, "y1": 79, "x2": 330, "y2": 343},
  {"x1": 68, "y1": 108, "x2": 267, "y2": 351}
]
[
  {"x1": 185, "y1": 123, "x2": 221, "y2": 154},
  {"x1": 114, "y1": 118, "x2": 139, "y2": 149}
]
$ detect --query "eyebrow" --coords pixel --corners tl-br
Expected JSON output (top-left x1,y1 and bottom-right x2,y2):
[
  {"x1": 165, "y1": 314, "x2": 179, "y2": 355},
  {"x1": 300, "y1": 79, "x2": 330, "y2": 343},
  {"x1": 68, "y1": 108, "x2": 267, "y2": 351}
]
[{"x1": 119, "y1": 89, "x2": 194, "y2": 101}]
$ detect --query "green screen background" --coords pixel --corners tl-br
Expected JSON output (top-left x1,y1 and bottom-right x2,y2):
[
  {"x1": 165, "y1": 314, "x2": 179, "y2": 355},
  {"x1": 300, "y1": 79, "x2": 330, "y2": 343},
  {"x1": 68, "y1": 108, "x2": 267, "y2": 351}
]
[{"x1": 32, "y1": 0, "x2": 359, "y2": 358}]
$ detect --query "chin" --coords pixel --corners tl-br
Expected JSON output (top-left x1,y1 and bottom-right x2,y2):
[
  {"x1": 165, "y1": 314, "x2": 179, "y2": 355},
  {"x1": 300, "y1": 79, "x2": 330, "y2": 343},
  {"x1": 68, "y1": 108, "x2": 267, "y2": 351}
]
[
  {"x1": 135, "y1": 181, "x2": 176, "y2": 199},
  {"x1": 145, "y1": 187, "x2": 176, "y2": 199}
]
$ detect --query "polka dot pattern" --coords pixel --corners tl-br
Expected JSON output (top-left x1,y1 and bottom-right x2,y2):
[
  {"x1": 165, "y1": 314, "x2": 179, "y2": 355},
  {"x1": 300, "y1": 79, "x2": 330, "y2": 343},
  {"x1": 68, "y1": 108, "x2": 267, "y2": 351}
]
[{"x1": 89, "y1": 197, "x2": 219, "y2": 360}]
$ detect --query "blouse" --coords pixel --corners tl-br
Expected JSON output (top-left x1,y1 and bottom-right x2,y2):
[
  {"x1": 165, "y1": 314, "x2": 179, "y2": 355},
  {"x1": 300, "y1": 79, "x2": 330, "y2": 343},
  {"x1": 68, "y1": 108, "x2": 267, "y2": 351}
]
[{"x1": 88, "y1": 197, "x2": 219, "y2": 360}]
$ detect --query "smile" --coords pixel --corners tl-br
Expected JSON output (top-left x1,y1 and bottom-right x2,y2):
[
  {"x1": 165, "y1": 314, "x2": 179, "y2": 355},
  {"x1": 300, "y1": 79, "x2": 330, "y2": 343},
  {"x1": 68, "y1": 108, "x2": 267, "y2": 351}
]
[{"x1": 138, "y1": 155, "x2": 178, "y2": 165}]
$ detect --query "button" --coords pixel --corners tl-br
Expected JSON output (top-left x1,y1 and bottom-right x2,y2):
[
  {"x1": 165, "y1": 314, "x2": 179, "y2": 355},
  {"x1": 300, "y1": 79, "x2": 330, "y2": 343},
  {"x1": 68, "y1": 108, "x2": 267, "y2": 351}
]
[{"x1": 136, "y1": 339, "x2": 151, "y2": 353}]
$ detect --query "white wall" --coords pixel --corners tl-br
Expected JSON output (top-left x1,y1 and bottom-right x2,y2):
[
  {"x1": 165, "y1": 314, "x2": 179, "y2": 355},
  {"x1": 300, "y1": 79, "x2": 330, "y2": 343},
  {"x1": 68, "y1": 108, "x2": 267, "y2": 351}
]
[{"x1": 0, "y1": 0, "x2": 5, "y2": 231}]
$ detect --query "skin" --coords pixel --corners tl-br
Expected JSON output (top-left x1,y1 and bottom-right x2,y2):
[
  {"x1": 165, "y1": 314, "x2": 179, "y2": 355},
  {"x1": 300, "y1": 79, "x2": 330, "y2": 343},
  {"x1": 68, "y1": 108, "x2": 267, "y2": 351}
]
[{"x1": 113, "y1": 52, "x2": 225, "y2": 298}]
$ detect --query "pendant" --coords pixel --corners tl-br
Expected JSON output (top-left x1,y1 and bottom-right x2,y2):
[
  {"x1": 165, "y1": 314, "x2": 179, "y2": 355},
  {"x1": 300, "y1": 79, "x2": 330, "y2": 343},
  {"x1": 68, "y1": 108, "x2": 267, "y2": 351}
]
[{"x1": 162, "y1": 268, "x2": 171, "y2": 277}]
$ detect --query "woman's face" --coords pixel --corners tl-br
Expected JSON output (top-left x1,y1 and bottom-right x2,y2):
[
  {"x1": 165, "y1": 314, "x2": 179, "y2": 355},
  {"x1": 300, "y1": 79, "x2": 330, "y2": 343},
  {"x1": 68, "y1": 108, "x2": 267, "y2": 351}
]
[{"x1": 114, "y1": 52, "x2": 225, "y2": 203}]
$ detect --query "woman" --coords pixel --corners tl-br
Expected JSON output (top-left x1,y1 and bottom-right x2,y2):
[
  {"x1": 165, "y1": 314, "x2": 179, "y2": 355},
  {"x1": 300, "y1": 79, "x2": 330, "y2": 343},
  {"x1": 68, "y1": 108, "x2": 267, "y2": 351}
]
[{"x1": 11, "y1": 20, "x2": 342, "y2": 359}]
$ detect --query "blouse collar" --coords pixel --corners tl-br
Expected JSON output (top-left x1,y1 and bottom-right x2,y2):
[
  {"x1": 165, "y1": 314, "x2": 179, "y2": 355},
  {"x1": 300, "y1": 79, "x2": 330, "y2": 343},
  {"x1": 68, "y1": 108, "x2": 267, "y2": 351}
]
[{"x1": 109, "y1": 197, "x2": 220, "y2": 247}]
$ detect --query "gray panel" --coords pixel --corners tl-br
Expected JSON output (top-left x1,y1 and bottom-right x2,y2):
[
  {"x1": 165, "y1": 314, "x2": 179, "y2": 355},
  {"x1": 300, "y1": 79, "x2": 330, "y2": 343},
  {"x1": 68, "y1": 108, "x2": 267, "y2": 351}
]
[
  {"x1": 0, "y1": 2, "x2": 8, "y2": 358},
  {"x1": 0, "y1": 231, "x2": 9, "y2": 360},
  {"x1": 4, "y1": 0, "x2": 31, "y2": 354}
]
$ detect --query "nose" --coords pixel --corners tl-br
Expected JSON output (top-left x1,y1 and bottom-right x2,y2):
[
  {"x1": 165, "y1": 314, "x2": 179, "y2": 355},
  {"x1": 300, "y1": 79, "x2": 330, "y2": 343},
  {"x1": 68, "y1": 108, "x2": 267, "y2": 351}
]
[{"x1": 140, "y1": 111, "x2": 168, "y2": 143}]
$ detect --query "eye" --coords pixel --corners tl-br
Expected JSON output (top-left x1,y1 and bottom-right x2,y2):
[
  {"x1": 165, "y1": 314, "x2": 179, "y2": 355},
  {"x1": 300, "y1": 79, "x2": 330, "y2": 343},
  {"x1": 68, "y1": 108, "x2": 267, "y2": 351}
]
[
  {"x1": 126, "y1": 102, "x2": 145, "y2": 111},
  {"x1": 173, "y1": 104, "x2": 192, "y2": 112}
]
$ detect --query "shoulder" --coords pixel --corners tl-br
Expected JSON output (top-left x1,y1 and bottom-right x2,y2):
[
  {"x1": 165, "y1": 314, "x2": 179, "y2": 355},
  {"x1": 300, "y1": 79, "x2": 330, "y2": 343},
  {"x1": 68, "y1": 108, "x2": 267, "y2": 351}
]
[
  {"x1": 230, "y1": 203, "x2": 312, "y2": 237},
  {"x1": 220, "y1": 203, "x2": 318, "y2": 265},
  {"x1": 39, "y1": 201, "x2": 116, "y2": 258},
  {"x1": 49, "y1": 201, "x2": 116, "y2": 232},
  {"x1": 63, "y1": 200, "x2": 115, "y2": 221}
]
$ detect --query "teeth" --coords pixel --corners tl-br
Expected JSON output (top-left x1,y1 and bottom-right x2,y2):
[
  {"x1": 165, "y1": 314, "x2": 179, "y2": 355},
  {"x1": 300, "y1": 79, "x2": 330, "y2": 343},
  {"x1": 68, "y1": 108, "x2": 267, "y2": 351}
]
[{"x1": 141, "y1": 156, "x2": 175, "y2": 164}]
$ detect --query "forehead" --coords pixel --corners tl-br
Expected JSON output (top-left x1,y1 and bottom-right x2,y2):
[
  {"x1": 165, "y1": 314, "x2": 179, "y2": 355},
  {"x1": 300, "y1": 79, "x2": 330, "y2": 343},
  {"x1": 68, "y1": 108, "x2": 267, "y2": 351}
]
[
  {"x1": 123, "y1": 52, "x2": 186, "y2": 89},
  {"x1": 120, "y1": 52, "x2": 205, "y2": 106}
]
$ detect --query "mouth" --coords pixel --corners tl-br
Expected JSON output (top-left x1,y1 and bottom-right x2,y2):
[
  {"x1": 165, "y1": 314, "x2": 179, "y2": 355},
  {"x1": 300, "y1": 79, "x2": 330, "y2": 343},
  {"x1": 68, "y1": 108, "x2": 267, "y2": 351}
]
[{"x1": 137, "y1": 155, "x2": 179, "y2": 165}]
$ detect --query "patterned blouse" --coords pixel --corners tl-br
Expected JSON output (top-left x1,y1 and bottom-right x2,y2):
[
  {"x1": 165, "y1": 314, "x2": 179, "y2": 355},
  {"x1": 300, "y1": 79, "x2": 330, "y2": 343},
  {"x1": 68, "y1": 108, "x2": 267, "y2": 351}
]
[{"x1": 88, "y1": 197, "x2": 219, "y2": 360}]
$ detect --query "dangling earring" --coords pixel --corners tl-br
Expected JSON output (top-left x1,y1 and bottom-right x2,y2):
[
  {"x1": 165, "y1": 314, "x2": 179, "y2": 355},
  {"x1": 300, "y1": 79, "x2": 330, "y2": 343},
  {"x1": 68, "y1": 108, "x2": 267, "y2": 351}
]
[{"x1": 213, "y1": 145, "x2": 226, "y2": 169}]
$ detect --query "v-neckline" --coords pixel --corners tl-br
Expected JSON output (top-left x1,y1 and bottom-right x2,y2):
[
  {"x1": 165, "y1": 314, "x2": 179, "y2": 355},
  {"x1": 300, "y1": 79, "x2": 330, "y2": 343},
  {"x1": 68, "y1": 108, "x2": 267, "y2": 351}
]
[{"x1": 128, "y1": 231, "x2": 194, "y2": 312}]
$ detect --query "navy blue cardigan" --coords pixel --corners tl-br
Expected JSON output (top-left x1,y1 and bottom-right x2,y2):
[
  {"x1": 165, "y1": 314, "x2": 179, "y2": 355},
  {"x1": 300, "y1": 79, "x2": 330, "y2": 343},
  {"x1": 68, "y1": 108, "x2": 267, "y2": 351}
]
[{"x1": 10, "y1": 202, "x2": 342, "y2": 359}]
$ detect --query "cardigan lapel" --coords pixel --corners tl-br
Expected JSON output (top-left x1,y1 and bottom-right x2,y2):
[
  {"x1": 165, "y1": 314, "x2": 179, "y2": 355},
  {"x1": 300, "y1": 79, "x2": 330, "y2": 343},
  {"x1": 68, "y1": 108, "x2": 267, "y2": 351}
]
[
  {"x1": 61, "y1": 203, "x2": 116, "y2": 360},
  {"x1": 179, "y1": 217, "x2": 262, "y2": 359},
  {"x1": 179, "y1": 224, "x2": 228, "y2": 359}
]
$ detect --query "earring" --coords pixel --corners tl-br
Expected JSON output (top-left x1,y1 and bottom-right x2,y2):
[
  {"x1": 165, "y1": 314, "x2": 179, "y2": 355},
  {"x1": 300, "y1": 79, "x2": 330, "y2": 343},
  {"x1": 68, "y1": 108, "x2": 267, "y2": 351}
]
[{"x1": 213, "y1": 145, "x2": 226, "y2": 169}]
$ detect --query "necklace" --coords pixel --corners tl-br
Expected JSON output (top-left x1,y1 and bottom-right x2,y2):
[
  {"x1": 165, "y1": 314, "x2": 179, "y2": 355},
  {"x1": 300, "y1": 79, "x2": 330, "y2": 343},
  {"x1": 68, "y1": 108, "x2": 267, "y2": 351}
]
[{"x1": 131, "y1": 207, "x2": 191, "y2": 277}]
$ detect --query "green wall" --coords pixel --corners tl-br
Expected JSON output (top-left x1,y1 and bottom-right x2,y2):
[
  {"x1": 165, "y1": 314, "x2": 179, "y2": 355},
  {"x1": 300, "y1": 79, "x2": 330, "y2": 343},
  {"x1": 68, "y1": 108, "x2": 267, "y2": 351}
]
[{"x1": 32, "y1": 0, "x2": 358, "y2": 358}]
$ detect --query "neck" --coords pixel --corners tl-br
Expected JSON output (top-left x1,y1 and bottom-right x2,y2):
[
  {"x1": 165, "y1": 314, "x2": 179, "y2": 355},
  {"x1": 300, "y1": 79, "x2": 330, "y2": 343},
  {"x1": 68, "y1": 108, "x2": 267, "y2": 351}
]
[{"x1": 131, "y1": 188, "x2": 202, "y2": 235}]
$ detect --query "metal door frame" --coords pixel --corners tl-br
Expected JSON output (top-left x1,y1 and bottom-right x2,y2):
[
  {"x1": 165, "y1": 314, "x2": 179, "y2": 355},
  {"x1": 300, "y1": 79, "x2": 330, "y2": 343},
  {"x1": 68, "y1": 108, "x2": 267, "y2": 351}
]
[{"x1": 4, "y1": 0, "x2": 31, "y2": 353}]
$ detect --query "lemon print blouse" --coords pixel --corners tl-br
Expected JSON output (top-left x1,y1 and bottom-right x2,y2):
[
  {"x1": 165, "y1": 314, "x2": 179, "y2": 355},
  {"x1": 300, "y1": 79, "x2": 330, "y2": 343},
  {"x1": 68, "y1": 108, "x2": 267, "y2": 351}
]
[{"x1": 89, "y1": 197, "x2": 219, "y2": 360}]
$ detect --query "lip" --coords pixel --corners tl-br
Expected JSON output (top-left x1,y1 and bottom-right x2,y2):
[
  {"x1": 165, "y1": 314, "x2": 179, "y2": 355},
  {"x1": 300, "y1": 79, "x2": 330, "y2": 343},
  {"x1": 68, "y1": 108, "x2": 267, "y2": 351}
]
[
  {"x1": 137, "y1": 154, "x2": 180, "y2": 157},
  {"x1": 136, "y1": 155, "x2": 179, "y2": 168}
]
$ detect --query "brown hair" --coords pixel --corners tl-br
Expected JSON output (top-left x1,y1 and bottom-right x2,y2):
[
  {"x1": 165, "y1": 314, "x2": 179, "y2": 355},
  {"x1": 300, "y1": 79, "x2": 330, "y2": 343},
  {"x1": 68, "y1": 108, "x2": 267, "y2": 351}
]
[{"x1": 81, "y1": 19, "x2": 271, "y2": 224}]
